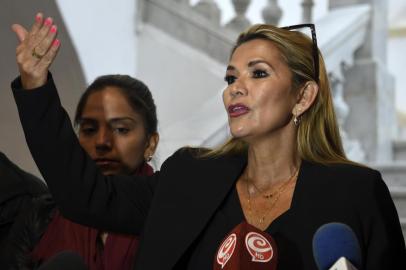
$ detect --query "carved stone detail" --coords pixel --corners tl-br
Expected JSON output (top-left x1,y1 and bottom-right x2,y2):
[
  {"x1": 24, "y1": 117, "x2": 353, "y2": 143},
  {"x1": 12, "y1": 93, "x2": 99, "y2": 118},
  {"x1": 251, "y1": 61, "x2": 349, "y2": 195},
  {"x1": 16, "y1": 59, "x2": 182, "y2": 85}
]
[
  {"x1": 262, "y1": 0, "x2": 282, "y2": 26},
  {"x1": 174, "y1": 0, "x2": 190, "y2": 4},
  {"x1": 193, "y1": 0, "x2": 221, "y2": 25},
  {"x1": 329, "y1": 66, "x2": 365, "y2": 162},
  {"x1": 301, "y1": 0, "x2": 314, "y2": 23},
  {"x1": 226, "y1": 0, "x2": 251, "y2": 31}
]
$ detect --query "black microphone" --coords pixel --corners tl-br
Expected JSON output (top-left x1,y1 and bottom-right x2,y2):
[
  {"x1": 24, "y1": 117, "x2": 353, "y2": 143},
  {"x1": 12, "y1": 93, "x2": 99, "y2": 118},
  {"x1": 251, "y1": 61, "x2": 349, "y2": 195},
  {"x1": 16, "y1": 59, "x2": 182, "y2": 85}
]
[
  {"x1": 312, "y1": 223, "x2": 362, "y2": 270},
  {"x1": 37, "y1": 251, "x2": 88, "y2": 270}
]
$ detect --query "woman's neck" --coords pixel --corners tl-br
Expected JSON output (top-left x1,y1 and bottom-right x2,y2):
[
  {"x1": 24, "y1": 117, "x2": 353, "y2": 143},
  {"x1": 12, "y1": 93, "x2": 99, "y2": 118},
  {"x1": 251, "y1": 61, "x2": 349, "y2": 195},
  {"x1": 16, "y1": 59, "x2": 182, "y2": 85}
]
[{"x1": 244, "y1": 129, "x2": 300, "y2": 188}]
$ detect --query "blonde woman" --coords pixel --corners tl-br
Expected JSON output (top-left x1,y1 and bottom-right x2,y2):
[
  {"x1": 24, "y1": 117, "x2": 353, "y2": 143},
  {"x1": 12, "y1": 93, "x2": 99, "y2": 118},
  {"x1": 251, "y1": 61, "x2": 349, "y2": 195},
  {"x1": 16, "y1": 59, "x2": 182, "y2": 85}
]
[{"x1": 11, "y1": 13, "x2": 405, "y2": 269}]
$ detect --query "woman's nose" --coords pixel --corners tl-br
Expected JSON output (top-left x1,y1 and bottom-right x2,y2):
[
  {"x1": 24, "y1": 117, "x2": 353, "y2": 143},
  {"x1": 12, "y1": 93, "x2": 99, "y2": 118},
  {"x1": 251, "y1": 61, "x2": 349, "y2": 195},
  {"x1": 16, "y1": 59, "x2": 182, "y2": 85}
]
[
  {"x1": 230, "y1": 79, "x2": 247, "y2": 98},
  {"x1": 95, "y1": 128, "x2": 113, "y2": 151}
]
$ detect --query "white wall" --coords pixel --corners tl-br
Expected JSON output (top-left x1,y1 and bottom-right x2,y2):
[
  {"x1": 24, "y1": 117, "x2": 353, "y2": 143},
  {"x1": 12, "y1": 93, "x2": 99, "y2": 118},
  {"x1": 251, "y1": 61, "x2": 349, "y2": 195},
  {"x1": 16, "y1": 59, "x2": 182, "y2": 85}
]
[
  {"x1": 136, "y1": 25, "x2": 227, "y2": 165},
  {"x1": 55, "y1": 0, "x2": 137, "y2": 83}
]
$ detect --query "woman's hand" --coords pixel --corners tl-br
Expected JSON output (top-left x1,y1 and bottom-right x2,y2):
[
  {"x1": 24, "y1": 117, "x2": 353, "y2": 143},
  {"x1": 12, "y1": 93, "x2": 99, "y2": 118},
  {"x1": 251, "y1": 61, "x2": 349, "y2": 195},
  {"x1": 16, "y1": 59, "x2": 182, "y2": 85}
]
[{"x1": 12, "y1": 13, "x2": 60, "y2": 90}]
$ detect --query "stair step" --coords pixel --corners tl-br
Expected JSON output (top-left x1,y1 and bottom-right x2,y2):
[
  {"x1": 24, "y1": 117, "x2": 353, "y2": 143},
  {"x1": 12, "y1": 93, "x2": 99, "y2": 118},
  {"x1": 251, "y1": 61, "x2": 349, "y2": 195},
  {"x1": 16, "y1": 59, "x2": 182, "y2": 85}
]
[
  {"x1": 389, "y1": 186, "x2": 406, "y2": 218},
  {"x1": 371, "y1": 162, "x2": 406, "y2": 187},
  {"x1": 393, "y1": 140, "x2": 406, "y2": 161}
]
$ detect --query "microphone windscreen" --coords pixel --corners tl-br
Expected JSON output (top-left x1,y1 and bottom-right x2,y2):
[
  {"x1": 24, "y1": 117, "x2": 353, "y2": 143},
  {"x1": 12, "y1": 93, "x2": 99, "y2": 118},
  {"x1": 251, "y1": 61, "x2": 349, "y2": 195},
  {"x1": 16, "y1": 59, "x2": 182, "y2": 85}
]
[
  {"x1": 37, "y1": 251, "x2": 88, "y2": 270},
  {"x1": 312, "y1": 223, "x2": 362, "y2": 270}
]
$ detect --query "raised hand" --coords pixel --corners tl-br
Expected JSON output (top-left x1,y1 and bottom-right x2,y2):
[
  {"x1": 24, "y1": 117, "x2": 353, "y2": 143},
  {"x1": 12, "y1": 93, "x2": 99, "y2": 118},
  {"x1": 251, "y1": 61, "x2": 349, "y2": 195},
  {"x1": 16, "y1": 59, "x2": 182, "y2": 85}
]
[{"x1": 12, "y1": 13, "x2": 60, "y2": 90}]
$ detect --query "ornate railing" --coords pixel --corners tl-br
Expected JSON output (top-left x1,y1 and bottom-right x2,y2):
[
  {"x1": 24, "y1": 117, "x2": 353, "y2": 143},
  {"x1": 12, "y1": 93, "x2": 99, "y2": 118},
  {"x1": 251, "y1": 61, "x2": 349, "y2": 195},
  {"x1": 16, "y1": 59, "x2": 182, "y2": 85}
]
[{"x1": 136, "y1": 0, "x2": 323, "y2": 62}]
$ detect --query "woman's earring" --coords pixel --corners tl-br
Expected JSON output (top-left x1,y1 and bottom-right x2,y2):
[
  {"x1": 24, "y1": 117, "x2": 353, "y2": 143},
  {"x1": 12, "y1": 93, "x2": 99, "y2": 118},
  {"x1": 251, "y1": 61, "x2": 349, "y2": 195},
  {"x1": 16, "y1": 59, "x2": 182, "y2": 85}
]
[
  {"x1": 293, "y1": 115, "x2": 300, "y2": 126},
  {"x1": 293, "y1": 108, "x2": 302, "y2": 126},
  {"x1": 146, "y1": 156, "x2": 152, "y2": 162}
]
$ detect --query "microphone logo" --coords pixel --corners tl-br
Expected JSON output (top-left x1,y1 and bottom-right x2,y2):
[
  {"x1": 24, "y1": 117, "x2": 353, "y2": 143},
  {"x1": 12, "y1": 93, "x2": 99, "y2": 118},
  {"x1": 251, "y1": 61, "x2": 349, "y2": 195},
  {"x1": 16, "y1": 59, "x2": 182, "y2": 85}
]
[
  {"x1": 216, "y1": 233, "x2": 237, "y2": 269},
  {"x1": 245, "y1": 232, "x2": 274, "y2": 262}
]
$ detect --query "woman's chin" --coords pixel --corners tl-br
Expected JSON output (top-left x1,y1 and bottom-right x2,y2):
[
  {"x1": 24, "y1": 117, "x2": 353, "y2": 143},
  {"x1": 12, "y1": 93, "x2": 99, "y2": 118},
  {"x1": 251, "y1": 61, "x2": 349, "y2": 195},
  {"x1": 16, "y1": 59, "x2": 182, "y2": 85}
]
[
  {"x1": 99, "y1": 166, "x2": 123, "y2": 176},
  {"x1": 230, "y1": 127, "x2": 250, "y2": 139}
]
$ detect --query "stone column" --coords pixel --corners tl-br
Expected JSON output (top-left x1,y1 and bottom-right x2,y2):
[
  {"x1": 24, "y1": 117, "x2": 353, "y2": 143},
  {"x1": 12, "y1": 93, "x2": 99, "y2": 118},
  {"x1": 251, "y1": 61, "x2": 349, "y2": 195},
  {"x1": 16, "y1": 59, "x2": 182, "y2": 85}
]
[
  {"x1": 193, "y1": 0, "x2": 221, "y2": 25},
  {"x1": 329, "y1": 0, "x2": 396, "y2": 162},
  {"x1": 330, "y1": 68, "x2": 366, "y2": 162},
  {"x1": 301, "y1": 0, "x2": 314, "y2": 23},
  {"x1": 262, "y1": 0, "x2": 282, "y2": 26},
  {"x1": 225, "y1": 0, "x2": 251, "y2": 31}
]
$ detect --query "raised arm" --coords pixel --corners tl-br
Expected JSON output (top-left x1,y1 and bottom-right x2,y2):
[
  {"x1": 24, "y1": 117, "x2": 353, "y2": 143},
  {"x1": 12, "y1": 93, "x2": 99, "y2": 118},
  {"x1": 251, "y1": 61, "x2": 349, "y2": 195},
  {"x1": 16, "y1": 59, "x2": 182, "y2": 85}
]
[
  {"x1": 12, "y1": 13, "x2": 60, "y2": 90},
  {"x1": 11, "y1": 13, "x2": 157, "y2": 234}
]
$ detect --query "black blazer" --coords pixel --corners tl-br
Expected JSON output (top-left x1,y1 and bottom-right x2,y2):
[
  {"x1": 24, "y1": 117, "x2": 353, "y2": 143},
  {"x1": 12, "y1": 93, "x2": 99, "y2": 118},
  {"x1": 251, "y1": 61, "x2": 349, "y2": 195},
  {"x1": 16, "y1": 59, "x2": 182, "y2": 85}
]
[{"x1": 12, "y1": 76, "x2": 406, "y2": 269}]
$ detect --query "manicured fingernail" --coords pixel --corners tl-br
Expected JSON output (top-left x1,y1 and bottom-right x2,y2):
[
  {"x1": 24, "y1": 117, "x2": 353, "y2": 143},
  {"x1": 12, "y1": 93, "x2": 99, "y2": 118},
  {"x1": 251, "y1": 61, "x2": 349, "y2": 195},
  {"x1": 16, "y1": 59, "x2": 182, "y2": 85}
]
[
  {"x1": 53, "y1": 39, "x2": 60, "y2": 47},
  {"x1": 50, "y1": 25, "x2": 57, "y2": 33},
  {"x1": 44, "y1": 17, "x2": 53, "y2": 26},
  {"x1": 35, "y1": 13, "x2": 43, "y2": 23}
]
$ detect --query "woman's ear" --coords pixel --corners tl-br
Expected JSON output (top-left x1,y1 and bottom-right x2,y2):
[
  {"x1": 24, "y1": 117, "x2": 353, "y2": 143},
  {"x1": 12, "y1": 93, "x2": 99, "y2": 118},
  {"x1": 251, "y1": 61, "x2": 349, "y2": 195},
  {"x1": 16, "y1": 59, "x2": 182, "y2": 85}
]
[
  {"x1": 292, "y1": 81, "x2": 319, "y2": 117},
  {"x1": 144, "y1": 133, "x2": 160, "y2": 161}
]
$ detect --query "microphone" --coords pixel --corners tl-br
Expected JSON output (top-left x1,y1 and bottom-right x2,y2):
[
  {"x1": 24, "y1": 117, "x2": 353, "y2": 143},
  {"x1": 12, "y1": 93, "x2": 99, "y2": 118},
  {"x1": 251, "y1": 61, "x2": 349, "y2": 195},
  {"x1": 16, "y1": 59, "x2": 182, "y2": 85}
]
[
  {"x1": 37, "y1": 251, "x2": 88, "y2": 270},
  {"x1": 214, "y1": 222, "x2": 278, "y2": 269},
  {"x1": 312, "y1": 222, "x2": 362, "y2": 270},
  {"x1": 328, "y1": 257, "x2": 358, "y2": 270}
]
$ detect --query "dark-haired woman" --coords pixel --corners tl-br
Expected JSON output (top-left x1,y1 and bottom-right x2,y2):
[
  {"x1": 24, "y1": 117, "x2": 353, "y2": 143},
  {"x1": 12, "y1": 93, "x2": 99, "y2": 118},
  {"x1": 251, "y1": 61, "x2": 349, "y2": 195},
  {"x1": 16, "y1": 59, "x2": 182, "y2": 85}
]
[
  {"x1": 4, "y1": 74, "x2": 159, "y2": 269},
  {"x1": 10, "y1": 13, "x2": 406, "y2": 269}
]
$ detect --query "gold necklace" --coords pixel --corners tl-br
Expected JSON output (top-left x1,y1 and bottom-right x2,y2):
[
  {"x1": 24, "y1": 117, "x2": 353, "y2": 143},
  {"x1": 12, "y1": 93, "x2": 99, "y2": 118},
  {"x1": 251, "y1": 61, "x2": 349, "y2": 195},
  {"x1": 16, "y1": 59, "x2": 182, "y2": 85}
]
[
  {"x1": 245, "y1": 168, "x2": 299, "y2": 226},
  {"x1": 246, "y1": 168, "x2": 299, "y2": 199}
]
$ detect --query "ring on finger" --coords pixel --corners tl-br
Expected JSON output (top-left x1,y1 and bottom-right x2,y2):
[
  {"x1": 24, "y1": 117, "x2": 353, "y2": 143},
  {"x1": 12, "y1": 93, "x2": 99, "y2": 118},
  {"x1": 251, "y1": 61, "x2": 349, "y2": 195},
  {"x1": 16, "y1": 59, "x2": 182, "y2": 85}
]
[{"x1": 32, "y1": 48, "x2": 44, "y2": 60}]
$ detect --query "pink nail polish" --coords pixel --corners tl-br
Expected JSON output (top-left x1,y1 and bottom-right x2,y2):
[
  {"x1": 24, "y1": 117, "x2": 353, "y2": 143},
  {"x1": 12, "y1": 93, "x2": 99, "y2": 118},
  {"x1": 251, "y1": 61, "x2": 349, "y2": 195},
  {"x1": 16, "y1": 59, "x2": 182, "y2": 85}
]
[
  {"x1": 50, "y1": 25, "x2": 57, "y2": 33},
  {"x1": 35, "y1": 14, "x2": 42, "y2": 23},
  {"x1": 44, "y1": 18, "x2": 52, "y2": 26},
  {"x1": 53, "y1": 39, "x2": 60, "y2": 47}
]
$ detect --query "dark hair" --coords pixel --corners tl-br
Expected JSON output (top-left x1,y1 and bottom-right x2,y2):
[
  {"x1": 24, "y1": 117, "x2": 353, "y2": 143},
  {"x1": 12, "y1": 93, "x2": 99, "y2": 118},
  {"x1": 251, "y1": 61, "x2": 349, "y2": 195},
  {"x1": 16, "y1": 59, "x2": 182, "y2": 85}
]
[{"x1": 74, "y1": 75, "x2": 158, "y2": 136}]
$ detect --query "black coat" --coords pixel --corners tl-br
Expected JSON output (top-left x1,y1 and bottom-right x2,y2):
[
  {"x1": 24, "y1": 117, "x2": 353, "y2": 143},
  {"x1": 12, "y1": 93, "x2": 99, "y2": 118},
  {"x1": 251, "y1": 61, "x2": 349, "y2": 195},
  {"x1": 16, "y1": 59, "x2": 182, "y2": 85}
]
[
  {"x1": 12, "y1": 76, "x2": 406, "y2": 269},
  {"x1": 0, "y1": 152, "x2": 48, "y2": 251},
  {"x1": 0, "y1": 194, "x2": 54, "y2": 269}
]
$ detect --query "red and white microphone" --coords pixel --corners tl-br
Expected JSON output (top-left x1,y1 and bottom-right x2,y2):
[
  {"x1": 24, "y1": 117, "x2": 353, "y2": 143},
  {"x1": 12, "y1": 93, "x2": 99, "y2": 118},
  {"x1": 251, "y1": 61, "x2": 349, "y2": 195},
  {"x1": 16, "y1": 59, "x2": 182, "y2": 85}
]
[{"x1": 214, "y1": 221, "x2": 278, "y2": 270}]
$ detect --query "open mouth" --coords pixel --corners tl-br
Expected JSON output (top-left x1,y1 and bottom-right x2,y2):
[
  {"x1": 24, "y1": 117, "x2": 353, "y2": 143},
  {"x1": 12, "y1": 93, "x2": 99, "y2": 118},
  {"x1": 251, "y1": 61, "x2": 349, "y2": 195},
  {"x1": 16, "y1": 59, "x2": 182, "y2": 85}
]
[{"x1": 228, "y1": 104, "x2": 250, "y2": 117}]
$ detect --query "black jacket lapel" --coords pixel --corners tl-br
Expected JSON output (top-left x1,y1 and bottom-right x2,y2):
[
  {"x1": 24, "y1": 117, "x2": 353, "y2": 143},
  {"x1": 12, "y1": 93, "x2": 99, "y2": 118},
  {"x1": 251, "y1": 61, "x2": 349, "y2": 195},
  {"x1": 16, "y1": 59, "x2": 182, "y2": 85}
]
[{"x1": 135, "y1": 150, "x2": 247, "y2": 269}]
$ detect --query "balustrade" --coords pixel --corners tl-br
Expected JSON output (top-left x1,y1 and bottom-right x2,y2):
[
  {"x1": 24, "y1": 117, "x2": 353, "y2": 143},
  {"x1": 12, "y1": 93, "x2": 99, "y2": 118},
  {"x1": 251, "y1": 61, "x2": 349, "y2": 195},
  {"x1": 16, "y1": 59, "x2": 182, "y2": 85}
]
[
  {"x1": 193, "y1": 0, "x2": 221, "y2": 25},
  {"x1": 301, "y1": 0, "x2": 314, "y2": 23},
  {"x1": 329, "y1": 66, "x2": 365, "y2": 162},
  {"x1": 170, "y1": 0, "x2": 317, "y2": 30},
  {"x1": 226, "y1": 0, "x2": 251, "y2": 31},
  {"x1": 174, "y1": 0, "x2": 189, "y2": 4},
  {"x1": 262, "y1": 0, "x2": 282, "y2": 26}
]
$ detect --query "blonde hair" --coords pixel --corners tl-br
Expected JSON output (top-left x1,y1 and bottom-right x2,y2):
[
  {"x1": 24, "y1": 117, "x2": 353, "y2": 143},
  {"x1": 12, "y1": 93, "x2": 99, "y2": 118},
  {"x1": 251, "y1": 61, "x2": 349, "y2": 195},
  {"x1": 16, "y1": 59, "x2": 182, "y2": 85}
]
[{"x1": 204, "y1": 24, "x2": 353, "y2": 165}]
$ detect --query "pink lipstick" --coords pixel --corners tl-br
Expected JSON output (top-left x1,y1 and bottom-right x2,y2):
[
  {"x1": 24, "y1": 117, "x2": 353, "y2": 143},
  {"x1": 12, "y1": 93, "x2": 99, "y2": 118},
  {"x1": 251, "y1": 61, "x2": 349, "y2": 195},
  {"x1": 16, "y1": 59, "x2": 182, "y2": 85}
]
[{"x1": 228, "y1": 104, "x2": 250, "y2": 117}]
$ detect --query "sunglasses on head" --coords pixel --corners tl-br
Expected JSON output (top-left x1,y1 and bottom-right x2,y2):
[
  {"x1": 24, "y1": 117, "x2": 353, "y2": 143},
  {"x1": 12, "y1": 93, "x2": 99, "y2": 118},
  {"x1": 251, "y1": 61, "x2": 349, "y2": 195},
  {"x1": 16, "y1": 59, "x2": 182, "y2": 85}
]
[{"x1": 281, "y1": 23, "x2": 319, "y2": 84}]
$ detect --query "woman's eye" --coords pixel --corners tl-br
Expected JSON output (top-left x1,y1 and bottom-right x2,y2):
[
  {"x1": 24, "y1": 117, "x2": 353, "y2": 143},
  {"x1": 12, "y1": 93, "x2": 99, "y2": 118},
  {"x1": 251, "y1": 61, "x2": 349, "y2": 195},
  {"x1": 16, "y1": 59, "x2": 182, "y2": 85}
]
[
  {"x1": 224, "y1": 75, "x2": 236, "y2": 85},
  {"x1": 80, "y1": 127, "x2": 96, "y2": 135},
  {"x1": 253, "y1": 69, "x2": 268, "y2": 78},
  {"x1": 114, "y1": 127, "x2": 130, "y2": 135}
]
